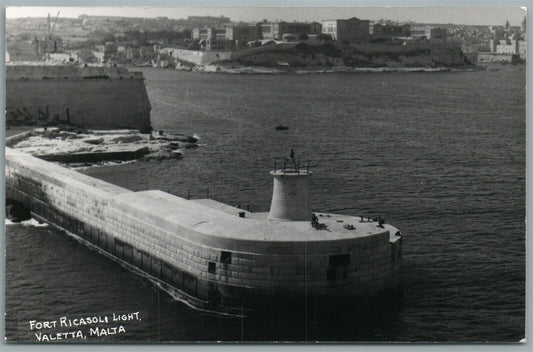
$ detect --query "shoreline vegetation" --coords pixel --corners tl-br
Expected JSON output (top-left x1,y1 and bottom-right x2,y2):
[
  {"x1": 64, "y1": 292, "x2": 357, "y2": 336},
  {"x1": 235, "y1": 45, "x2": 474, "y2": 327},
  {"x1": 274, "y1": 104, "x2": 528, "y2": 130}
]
[{"x1": 149, "y1": 41, "x2": 479, "y2": 74}]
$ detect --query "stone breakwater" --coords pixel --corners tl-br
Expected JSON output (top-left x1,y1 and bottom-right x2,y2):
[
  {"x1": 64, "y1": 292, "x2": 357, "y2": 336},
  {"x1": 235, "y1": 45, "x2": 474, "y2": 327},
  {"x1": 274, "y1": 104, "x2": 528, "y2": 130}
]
[
  {"x1": 6, "y1": 65, "x2": 152, "y2": 132},
  {"x1": 5, "y1": 147, "x2": 402, "y2": 315}
]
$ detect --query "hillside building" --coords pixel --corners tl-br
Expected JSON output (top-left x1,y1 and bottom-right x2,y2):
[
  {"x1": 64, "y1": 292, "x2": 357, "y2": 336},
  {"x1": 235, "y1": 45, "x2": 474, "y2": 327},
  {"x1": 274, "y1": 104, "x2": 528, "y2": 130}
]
[
  {"x1": 192, "y1": 27, "x2": 215, "y2": 41},
  {"x1": 477, "y1": 52, "x2": 513, "y2": 63},
  {"x1": 321, "y1": 17, "x2": 370, "y2": 43},
  {"x1": 372, "y1": 23, "x2": 410, "y2": 38},
  {"x1": 489, "y1": 38, "x2": 527, "y2": 59},
  {"x1": 192, "y1": 24, "x2": 261, "y2": 50},
  {"x1": 430, "y1": 27, "x2": 448, "y2": 41},
  {"x1": 410, "y1": 25, "x2": 448, "y2": 41},
  {"x1": 260, "y1": 21, "x2": 322, "y2": 41},
  {"x1": 488, "y1": 22, "x2": 527, "y2": 61},
  {"x1": 518, "y1": 40, "x2": 527, "y2": 60},
  {"x1": 410, "y1": 25, "x2": 430, "y2": 39}
]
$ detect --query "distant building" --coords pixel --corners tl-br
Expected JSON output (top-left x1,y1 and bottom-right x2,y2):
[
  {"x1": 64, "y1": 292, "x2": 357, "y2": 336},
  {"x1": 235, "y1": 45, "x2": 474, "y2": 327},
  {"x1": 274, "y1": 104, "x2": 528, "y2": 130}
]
[
  {"x1": 92, "y1": 50, "x2": 105, "y2": 64},
  {"x1": 410, "y1": 25, "x2": 430, "y2": 39},
  {"x1": 321, "y1": 17, "x2": 370, "y2": 43},
  {"x1": 372, "y1": 23, "x2": 410, "y2": 38},
  {"x1": 410, "y1": 26, "x2": 447, "y2": 41},
  {"x1": 477, "y1": 52, "x2": 513, "y2": 63},
  {"x1": 125, "y1": 47, "x2": 134, "y2": 60},
  {"x1": 260, "y1": 21, "x2": 321, "y2": 40},
  {"x1": 229, "y1": 25, "x2": 262, "y2": 43},
  {"x1": 509, "y1": 25, "x2": 522, "y2": 33},
  {"x1": 192, "y1": 24, "x2": 261, "y2": 49},
  {"x1": 430, "y1": 28, "x2": 448, "y2": 41},
  {"x1": 518, "y1": 40, "x2": 527, "y2": 60},
  {"x1": 491, "y1": 25, "x2": 506, "y2": 42},
  {"x1": 494, "y1": 39, "x2": 515, "y2": 54},
  {"x1": 192, "y1": 27, "x2": 215, "y2": 41},
  {"x1": 489, "y1": 38, "x2": 527, "y2": 60},
  {"x1": 489, "y1": 21, "x2": 527, "y2": 61}
]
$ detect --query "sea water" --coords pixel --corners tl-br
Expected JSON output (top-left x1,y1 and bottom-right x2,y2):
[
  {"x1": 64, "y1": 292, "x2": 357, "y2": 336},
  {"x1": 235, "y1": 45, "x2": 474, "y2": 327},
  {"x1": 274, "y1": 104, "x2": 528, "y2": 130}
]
[{"x1": 5, "y1": 65, "x2": 525, "y2": 342}]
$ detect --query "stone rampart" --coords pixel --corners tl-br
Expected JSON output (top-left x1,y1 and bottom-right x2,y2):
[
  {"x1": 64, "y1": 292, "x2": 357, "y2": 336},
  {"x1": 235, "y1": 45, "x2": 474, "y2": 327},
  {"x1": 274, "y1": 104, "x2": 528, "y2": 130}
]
[
  {"x1": 5, "y1": 65, "x2": 144, "y2": 80},
  {"x1": 6, "y1": 65, "x2": 152, "y2": 131},
  {"x1": 5, "y1": 147, "x2": 402, "y2": 312},
  {"x1": 165, "y1": 49, "x2": 232, "y2": 65}
]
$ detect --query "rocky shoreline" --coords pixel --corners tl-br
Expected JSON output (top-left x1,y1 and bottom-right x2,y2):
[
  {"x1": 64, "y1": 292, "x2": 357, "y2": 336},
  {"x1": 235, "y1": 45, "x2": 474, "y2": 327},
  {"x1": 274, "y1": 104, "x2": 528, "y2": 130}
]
[
  {"x1": 178, "y1": 64, "x2": 476, "y2": 74},
  {"x1": 6, "y1": 127, "x2": 199, "y2": 168},
  {"x1": 169, "y1": 41, "x2": 475, "y2": 74}
]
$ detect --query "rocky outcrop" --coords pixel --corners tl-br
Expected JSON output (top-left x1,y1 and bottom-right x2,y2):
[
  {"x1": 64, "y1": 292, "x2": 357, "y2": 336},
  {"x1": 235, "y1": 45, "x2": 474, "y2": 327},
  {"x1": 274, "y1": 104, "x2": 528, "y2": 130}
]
[
  {"x1": 430, "y1": 46, "x2": 472, "y2": 67},
  {"x1": 235, "y1": 43, "x2": 342, "y2": 68},
  {"x1": 230, "y1": 42, "x2": 472, "y2": 70}
]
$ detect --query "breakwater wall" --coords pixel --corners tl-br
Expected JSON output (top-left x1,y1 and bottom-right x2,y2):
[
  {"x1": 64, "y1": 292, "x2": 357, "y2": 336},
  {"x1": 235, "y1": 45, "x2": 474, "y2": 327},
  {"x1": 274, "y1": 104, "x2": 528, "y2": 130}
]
[
  {"x1": 6, "y1": 65, "x2": 152, "y2": 132},
  {"x1": 6, "y1": 147, "x2": 402, "y2": 314}
]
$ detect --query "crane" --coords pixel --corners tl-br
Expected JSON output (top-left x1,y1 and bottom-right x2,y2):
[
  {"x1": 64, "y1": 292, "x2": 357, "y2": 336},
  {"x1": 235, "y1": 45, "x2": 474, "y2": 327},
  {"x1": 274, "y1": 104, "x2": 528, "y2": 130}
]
[{"x1": 47, "y1": 11, "x2": 60, "y2": 57}]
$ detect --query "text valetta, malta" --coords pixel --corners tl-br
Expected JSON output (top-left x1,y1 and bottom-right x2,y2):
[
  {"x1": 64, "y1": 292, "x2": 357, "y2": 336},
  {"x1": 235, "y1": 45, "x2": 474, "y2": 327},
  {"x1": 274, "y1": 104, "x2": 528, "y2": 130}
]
[{"x1": 90, "y1": 325, "x2": 126, "y2": 337}]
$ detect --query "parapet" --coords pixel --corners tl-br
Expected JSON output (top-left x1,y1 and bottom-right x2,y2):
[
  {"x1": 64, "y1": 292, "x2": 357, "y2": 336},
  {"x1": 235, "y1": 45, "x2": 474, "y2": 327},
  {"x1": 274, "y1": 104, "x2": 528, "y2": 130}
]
[{"x1": 5, "y1": 65, "x2": 145, "y2": 80}]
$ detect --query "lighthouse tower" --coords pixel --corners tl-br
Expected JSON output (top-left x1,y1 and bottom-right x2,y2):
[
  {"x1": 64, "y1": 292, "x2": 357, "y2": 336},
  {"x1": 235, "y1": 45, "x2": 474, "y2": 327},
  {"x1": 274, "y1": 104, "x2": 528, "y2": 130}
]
[{"x1": 268, "y1": 152, "x2": 312, "y2": 221}]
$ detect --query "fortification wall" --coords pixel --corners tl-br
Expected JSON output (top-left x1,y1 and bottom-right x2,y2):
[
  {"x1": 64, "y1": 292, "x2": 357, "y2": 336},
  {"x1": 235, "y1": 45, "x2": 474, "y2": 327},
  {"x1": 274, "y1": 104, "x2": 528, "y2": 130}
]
[
  {"x1": 5, "y1": 65, "x2": 144, "y2": 80},
  {"x1": 230, "y1": 43, "x2": 298, "y2": 60},
  {"x1": 6, "y1": 147, "x2": 401, "y2": 311},
  {"x1": 6, "y1": 66, "x2": 152, "y2": 132},
  {"x1": 168, "y1": 49, "x2": 232, "y2": 65}
]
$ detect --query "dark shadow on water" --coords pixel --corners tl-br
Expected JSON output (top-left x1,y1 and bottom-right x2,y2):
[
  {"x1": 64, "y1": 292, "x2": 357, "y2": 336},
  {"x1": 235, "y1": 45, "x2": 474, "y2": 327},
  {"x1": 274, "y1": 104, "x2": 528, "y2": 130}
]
[
  {"x1": 228, "y1": 291, "x2": 406, "y2": 342},
  {"x1": 246, "y1": 301, "x2": 405, "y2": 342},
  {"x1": 152, "y1": 284, "x2": 406, "y2": 342}
]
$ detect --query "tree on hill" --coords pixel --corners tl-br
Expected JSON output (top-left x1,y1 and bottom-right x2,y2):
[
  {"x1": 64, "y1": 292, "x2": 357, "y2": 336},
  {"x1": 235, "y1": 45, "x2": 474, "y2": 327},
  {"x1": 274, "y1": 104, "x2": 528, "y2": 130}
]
[
  {"x1": 102, "y1": 33, "x2": 116, "y2": 44},
  {"x1": 317, "y1": 33, "x2": 332, "y2": 42},
  {"x1": 79, "y1": 49, "x2": 97, "y2": 63}
]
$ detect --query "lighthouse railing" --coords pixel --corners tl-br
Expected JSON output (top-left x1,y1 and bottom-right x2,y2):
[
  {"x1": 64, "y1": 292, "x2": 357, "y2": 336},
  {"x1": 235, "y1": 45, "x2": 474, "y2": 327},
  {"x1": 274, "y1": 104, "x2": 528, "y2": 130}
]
[{"x1": 272, "y1": 157, "x2": 310, "y2": 175}]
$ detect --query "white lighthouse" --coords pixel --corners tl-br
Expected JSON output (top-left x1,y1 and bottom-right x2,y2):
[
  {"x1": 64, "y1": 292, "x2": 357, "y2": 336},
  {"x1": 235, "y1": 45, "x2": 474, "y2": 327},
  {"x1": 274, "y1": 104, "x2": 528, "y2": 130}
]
[{"x1": 268, "y1": 153, "x2": 312, "y2": 221}]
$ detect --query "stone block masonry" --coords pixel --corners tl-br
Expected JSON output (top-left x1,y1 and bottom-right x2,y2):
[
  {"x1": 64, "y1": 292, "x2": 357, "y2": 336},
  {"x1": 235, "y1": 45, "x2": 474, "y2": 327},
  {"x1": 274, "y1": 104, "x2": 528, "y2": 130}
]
[
  {"x1": 6, "y1": 65, "x2": 152, "y2": 132},
  {"x1": 5, "y1": 147, "x2": 402, "y2": 313},
  {"x1": 166, "y1": 49, "x2": 232, "y2": 66}
]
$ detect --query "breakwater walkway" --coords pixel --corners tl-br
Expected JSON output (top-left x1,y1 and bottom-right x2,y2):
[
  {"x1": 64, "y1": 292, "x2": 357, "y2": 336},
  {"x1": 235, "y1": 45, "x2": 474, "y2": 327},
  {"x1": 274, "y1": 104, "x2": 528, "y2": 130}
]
[{"x1": 6, "y1": 146, "x2": 402, "y2": 314}]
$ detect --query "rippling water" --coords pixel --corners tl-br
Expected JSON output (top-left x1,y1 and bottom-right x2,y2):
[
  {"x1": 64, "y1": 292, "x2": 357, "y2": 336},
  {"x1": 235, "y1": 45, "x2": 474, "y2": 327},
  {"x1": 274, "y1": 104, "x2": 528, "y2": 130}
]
[{"x1": 5, "y1": 65, "x2": 525, "y2": 342}]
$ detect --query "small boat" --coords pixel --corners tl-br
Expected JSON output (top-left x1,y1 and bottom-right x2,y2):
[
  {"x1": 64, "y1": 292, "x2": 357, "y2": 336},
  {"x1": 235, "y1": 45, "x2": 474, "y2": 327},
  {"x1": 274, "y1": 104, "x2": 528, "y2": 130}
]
[{"x1": 275, "y1": 125, "x2": 289, "y2": 130}]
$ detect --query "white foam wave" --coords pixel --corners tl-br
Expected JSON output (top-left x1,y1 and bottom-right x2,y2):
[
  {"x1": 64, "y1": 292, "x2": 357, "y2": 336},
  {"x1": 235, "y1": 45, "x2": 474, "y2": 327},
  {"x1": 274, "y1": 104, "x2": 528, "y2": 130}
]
[
  {"x1": 69, "y1": 159, "x2": 137, "y2": 170},
  {"x1": 5, "y1": 218, "x2": 49, "y2": 227}
]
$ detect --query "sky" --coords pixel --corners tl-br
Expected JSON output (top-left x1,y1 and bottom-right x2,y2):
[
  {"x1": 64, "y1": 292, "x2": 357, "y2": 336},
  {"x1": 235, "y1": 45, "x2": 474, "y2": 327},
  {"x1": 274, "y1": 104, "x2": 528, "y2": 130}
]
[{"x1": 5, "y1": 6, "x2": 527, "y2": 26}]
